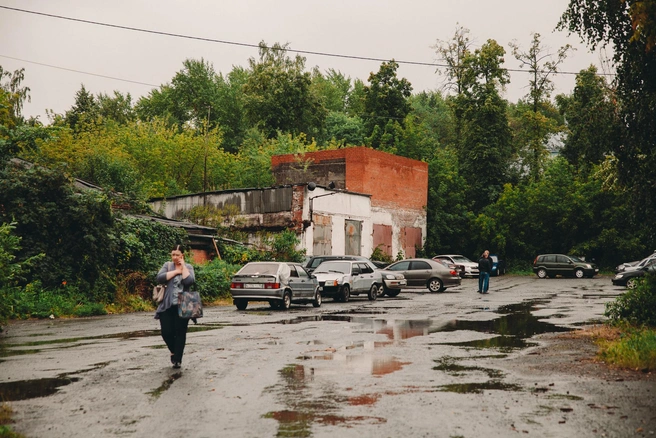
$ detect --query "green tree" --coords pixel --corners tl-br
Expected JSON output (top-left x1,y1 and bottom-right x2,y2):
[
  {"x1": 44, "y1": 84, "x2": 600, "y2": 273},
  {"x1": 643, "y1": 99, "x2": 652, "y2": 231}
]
[
  {"x1": 0, "y1": 66, "x2": 30, "y2": 125},
  {"x1": 64, "y1": 84, "x2": 100, "y2": 130},
  {"x1": 559, "y1": 0, "x2": 656, "y2": 226},
  {"x1": 362, "y1": 60, "x2": 413, "y2": 149},
  {"x1": 456, "y1": 39, "x2": 513, "y2": 210},
  {"x1": 509, "y1": 33, "x2": 572, "y2": 181},
  {"x1": 243, "y1": 42, "x2": 326, "y2": 140},
  {"x1": 556, "y1": 65, "x2": 619, "y2": 169},
  {"x1": 96, "y1": 91, "x2": 135, "y2": 125}
]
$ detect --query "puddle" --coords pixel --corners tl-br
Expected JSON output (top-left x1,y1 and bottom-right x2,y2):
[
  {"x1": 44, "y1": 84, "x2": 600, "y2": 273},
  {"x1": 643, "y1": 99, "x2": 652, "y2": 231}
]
[
  {"x1": 146, "y1": 372, "x2": 182, "y2": 399},
  {"x1": 0, "y1": 362, "x2": 110, "y2": 401},
  {"x1": 263, "y1": 364, "x2": 387, "y2": 437}
]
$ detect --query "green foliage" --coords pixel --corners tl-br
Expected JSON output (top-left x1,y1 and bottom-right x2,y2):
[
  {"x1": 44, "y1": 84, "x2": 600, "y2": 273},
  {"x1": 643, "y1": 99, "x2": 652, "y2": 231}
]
[
  {"x1": 598, "y1": 326, "x2": 656, "y2": 371},
  {"x1": 219, "y1": 230, "x2": 305, "y2": 265},
  {"x1": 362, "y1": 60, "x2": 412, "y2": 149},
  {"x1": 193, "y1": 259, "x2": 242, "y2": 300},
  {"x1": 243, "y1": 42, "x2": 326, "y2": 140},
  {"x1": 370, "y1": 245, "x2": 393, "y2": 264},
  {"x1": 605, "y1": 273, "x2": 656, "y2": 327}
]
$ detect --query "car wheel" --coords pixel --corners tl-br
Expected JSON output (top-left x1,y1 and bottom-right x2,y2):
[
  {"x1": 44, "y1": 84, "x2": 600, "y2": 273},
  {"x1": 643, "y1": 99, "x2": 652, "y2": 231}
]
[
  {"x1": 428, "y1": 277, "x2": 444, "y2": 293},
  {"x1": 536, "y1": 268, "x2": 548, "y2": 279},
  {"x1": 574, "y1": 268, "x2": 584, "y2": 279},
  {"x1": 280, "y1": 291, "x2": 292, "y2": 310},
  {"x1": 312, "y1": 288, "x2": 322, "y2": 307},
  {"x1": 235, "y1": 299, "x2": 248, "y2": 310},
  {"x1": 626, "y1": 278, "x2": 638, "y2": 289},
  {"x1": 340, "y1": 285, "x2": 350, "y2": 303},
  {"x1": 368, "y1": 284, "x2": 378, "y2": 301}
]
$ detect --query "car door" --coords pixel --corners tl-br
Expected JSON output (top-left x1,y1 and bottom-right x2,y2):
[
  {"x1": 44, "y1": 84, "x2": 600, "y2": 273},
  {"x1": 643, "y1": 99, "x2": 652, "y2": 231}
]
[
  {"x1": 409, "y1": 260, "x2": 432, "y2": 285},
  {"x1": 356, "y1": 262, "x2": 376, "y2": 292},
  {"x1": 555, "y1": 255, "x2": 572, "y2": 276},
  {"x1": 287, "y1": 265, "x2": 313, "y2": 298},
  {"x1": 387, "y1": 261, "x2": 412, "y2": 285},
  {"x1": 295, "y1": 265, "x2": 316, "y2": 298}
]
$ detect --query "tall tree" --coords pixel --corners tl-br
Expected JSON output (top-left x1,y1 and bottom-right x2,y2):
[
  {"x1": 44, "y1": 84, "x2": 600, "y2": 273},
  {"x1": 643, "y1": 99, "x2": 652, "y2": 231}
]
[
  {"x1": 556, "y1": 66, "x2": 619, "y2": 168},
  {"x1": 362, "y1": 60, "x2": 413, "y2": 149},
  {"x1": 456, "y1": 40, "x2": 513, "y2": 210},
  {"x1": 509, "y1": 33, "x2": 572, "y2": 181},
  {"x1": 64, "y1": 85, "x2": 99, "y2": 130},
  {"x1": 243, "y1": 42, "x2": 326, "y2": 140},
  {"x1": 559, "y1": 0, "x2": 656, "y2": 226}
]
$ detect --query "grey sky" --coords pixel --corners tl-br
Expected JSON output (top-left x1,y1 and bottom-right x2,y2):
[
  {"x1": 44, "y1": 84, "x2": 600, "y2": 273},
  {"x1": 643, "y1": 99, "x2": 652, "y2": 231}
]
[{"x1": 0, "y1": 0, "x2": 609, "y2": 122}]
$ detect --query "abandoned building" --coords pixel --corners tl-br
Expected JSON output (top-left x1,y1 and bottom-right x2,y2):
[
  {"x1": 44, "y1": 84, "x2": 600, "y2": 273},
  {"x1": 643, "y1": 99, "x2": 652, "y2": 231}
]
[{"x1": 149, "y1": 147, "x2": 428, "y2": 259}]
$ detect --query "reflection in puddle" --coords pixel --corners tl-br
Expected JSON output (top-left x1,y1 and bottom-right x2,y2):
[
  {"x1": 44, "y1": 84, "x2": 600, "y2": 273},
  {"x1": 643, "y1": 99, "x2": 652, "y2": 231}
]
[
  {"x1": 433, "y1": 357, "x2": 504, "y2": 379},
  {"x1": 147, "y1": 372, "x2": 183, "y2": 399},
  {"x1": 263, "y1": 364, "x2": 387, "y2": 437}
]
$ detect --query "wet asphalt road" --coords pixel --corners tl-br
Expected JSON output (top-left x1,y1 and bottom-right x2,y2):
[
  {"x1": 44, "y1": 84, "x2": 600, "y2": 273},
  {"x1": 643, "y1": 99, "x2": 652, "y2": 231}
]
[{"x1": 1, "y1": 275, "x2": 655, "y2": 437}]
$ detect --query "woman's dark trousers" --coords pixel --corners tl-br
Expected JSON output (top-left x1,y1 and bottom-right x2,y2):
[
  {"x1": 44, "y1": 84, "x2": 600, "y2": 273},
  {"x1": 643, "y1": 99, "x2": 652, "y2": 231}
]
[{"x1": 159, "y1": 305, "x2": 189, "y2": 364}]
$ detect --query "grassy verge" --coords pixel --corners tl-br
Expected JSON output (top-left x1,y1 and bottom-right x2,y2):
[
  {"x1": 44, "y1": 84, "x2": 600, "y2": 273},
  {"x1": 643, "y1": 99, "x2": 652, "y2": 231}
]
[
  {"x1": 0, "y1": 404, "x2": 25, "y2": 438},
  {"x1": 576, "y1": 325, "x2": 656, "y2": 372}
]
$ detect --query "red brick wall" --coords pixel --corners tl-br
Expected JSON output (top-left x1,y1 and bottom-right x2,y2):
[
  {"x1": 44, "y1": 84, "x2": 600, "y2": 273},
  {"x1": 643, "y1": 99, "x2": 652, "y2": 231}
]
[{"x1": 271, "y1": 147, "x2": 427, "y2": 211}]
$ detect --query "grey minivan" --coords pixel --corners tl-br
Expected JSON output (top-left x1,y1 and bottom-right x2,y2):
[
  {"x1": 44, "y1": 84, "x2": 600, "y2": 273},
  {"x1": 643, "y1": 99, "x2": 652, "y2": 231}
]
[{"x1": 533, "y1": 254, "x2": 598, "y2": 278}]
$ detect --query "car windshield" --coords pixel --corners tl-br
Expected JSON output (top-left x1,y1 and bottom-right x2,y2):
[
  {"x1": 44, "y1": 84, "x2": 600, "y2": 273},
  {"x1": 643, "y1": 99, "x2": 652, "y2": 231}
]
[
  {"x1": 314, "y1": 261, "x2": 350, "y2": 274},
  {"x1": 569, "y1": 255, "x2": 584, "y2": 263},
  {"x1": 238, "y1": 263, "x2": 279, "y2": 275},
  {"x1": 451, "y1": 256, "x2": 472, "y2": 263}
]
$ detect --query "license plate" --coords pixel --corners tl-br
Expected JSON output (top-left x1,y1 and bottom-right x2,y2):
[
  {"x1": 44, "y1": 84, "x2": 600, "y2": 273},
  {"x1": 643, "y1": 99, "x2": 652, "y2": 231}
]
[{"x1": 244, "y1": 284, "x2": 263, "y2": 289}]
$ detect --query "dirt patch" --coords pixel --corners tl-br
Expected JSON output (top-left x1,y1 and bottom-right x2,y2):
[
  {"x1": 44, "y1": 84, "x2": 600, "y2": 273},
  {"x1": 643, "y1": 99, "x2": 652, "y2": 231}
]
[{"x1": 514, "y1": 327, "x2": 656, "y2": 383}]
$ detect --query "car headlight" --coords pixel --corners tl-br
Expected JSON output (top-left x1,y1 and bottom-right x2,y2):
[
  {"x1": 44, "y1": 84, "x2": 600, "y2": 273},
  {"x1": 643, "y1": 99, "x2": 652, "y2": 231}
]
[
  {"x1": 385, "y1": 274, "x2": 395, "y2": 280},
  {"x1": 615, "y1": 274, "x2": 623, "y2": 279},
  {"x1": 584, "y1": 264, "x2": 592, "y2": 269}
]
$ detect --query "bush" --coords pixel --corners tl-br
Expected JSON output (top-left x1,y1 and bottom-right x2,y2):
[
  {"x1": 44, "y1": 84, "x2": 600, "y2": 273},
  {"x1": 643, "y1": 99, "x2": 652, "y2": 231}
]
[
  {"x1": 194, "y1": 259, "x2": 242, "y2": 300},
  {"x1": 605, "y1": 273, "x2": 656, "y2": 326},
  {"x1": 598, "y1": 327, "x2": 656, "y2": 371}
]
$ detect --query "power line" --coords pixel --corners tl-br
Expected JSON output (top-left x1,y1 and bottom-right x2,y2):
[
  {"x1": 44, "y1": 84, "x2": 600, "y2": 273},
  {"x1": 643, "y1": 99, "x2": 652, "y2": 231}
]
[
  {"x1": 0, "y1": 54, "x2": 159, "y2": 87},
  {"x1": 1, "y1": 5, "x2": 614, "y2": 77}
]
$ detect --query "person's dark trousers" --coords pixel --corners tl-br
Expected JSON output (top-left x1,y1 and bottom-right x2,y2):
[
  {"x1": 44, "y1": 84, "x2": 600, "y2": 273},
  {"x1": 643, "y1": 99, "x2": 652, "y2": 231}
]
[
  {"x1": 478, "y1": 272, "x2": 490, "y2": 293},
  {"x1": 159, "y1": 305, "x2": 190, "y2": 364}
]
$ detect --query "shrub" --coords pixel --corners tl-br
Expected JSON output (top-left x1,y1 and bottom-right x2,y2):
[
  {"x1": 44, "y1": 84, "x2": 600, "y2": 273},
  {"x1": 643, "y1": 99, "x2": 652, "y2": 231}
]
[
  {"x1": 598, "y1": 326, "x2": 656, "y2": 371},
  {"x1": 194, "y1": 259, "x2": 242, "y2": 300},
  {"x1": 605, "y1": 273, "x2": 656, "y2": 326}
]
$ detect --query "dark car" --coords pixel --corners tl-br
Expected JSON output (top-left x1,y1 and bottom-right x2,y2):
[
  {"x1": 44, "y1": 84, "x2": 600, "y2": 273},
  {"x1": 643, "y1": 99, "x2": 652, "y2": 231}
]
[
  {"x1": 615, "y1": 252, "x2": 656, "y2": 274},
  {"x1": 381, "y1": 258, "x2": 461, "y2": 293},
  {"x1": 533, "y1": 254, "x2": 599, "y2": 278},
  {"x1": 612, "y1": 260, "x2": 656, "y2": 288},
  {"x1": 490, "y1": 254, "x2": 506, "y2": 276}
]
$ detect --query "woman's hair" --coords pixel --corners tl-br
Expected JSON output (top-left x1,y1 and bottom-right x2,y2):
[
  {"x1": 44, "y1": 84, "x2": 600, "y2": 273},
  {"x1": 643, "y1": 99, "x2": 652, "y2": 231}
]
[{"x1": 172, "y1": 244, "x2": 186, "y2": 253}]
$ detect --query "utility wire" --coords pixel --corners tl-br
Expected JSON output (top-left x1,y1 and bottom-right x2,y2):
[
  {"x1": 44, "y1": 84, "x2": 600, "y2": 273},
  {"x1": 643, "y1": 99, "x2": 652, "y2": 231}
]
[
  {"x1": 0, "y1": 54, "x2": 159, "y2": 87},
  {"x1": 0, "y1": 5, "x2": 614, "y2": 77}
]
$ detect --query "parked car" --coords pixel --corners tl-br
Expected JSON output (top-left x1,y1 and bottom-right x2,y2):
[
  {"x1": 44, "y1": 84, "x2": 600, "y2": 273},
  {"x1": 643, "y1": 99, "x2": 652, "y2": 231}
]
[
  {"x1": 312, "y1": 260, "x2": 383, "y2": 302},
  {"x1": 305, "y1": 255, "x2": 374, "y2": 274},
  {"x1": 230, "y1": 262, "x2": 320, "y2": 311},
  {"x1": 490, "y1": 254, "x2": 506, "y2": 276},
  {"x1": 615, "y1": 251, "x2": 656, "y2": 274},
  {"x1": 433, "y1": 254, "x2": 479, "y2": 278},
  {"x1": 381, "y1": 258, "x2": 461, "y2": 293},
  {"x1": 612, "y1": 260, "x2": 656, "y2": 288},
  {"x1": 532, "y1": 254, "x2": 599, "y2": 278}
]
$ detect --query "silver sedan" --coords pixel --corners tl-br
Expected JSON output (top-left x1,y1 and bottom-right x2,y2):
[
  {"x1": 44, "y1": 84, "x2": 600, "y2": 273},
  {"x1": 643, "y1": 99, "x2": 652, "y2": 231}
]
[{"x1": 380, "y1": 258, "x2": 461, "y2": 293}]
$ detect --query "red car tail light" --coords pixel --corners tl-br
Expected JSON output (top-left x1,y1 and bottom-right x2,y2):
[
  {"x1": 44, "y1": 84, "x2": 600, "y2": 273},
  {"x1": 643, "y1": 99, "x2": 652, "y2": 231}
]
[
  {"x1": 450, "y1": 270, "x2": 458, "y2": 276},
  {"x1": 263, "y1": 283, "x2": 280, "y2": 289},
  {"x1": 231, "y1": 282, "x2": 243, "y2": 289}
]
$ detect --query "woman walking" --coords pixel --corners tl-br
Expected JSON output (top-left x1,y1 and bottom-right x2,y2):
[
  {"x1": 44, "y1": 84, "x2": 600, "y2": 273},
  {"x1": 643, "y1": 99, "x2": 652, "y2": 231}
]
[
  {"x1": 477, "y1": 250, "x2": 493, "y2": 294},
  {"x1": 155, "y1": 244, "x2": 195, "y2": 369}
]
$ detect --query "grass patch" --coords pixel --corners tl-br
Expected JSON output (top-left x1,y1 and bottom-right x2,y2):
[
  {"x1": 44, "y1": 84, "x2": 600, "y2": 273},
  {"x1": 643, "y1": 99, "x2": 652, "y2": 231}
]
[
  {"x1": 0, "y1": 404, "x2": 25, "y2": 438},
  {"x1": 597, "y1": 326, "x2": 656, "y2": 371}
]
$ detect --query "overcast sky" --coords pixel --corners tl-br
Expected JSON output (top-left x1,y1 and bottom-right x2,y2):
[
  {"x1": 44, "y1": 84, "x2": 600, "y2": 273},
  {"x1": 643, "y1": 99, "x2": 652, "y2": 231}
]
[{"x1": 0, "y1": 0, "x2": 610, "y2": 122}]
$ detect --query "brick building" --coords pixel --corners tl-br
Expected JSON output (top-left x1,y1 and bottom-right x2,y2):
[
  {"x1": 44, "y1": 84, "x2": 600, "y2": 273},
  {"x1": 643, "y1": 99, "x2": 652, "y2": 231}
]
[{"x1": 272, "y1": 146, "x2": 428, "y2": 258}]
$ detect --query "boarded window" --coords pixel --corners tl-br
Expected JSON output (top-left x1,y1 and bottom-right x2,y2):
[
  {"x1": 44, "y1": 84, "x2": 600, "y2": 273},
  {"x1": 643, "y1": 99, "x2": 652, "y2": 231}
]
[
  {"x1": 313, "y1": 214, "x2": 332, "y2": 256},
  {"x1": 345, "y1": 220, "x2": 362, "y2": 255}
]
